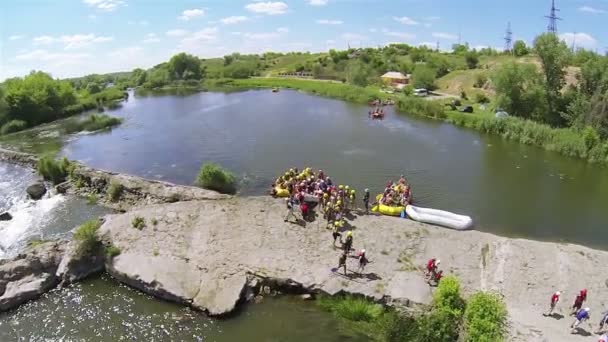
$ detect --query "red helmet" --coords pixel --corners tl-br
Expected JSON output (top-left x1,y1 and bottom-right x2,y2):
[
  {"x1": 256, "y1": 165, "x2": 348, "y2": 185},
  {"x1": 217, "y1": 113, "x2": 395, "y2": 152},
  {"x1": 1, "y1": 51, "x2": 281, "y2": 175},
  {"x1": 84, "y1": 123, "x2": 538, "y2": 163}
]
[{"x1": 581, "y1": 289, "x2": 587, "y2": 295}]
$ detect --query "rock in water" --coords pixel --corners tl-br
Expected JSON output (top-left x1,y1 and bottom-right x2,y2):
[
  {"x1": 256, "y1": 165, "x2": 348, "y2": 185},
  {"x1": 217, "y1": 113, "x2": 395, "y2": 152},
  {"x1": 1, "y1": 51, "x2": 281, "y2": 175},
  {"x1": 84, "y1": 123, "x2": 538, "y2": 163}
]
[
  {"x1": 0, "y1": 212, "x2": 12, "y2": 221},
  {"x1": 26, "y1": 183, "x2": 47, "y2": 200}
]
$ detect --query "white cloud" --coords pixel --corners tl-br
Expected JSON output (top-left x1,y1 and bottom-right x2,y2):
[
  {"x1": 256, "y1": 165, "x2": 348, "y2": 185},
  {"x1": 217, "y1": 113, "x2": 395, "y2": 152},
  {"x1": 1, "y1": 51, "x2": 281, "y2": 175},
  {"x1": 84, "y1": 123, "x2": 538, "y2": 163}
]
[
  {"x1": 432, "y1": 32, "x2": 458, "y2": 40},
  {"x1": 15, "y1": 49, "x2": 91, "y2": 66},
  {"x1": 9, "y1": 35, "x2": 25, "y2": 41},
  {"x1": 382, "y1": 29, "x2": 415, "y2": 40},
  {"x1": 33, "y1": 34, "x2": 113, "y2": 49},
  {"x1": 220, "y1": 16, "x2": 248, "y2": 24},
  {"x1": 245, "y1": 1, "x2": 288, "y2": 15},
  {"x1": 166, "y1": 29, "x2": 189, "y2": 37},
  {"x1": 560, "y1": 32, "x2": 597, "y2": 49},
  {"x1": 83, "y1": 0, "x2": 126, "y2": 11},
  {"x1": 341, "y1": 33, "x2": 367, "y2": 41},
  {"x1": 418, "y1": 42, "x2": 436, "y2": 49},
  {"x1": 393, "y1": 16, "x2": 419, "y2": 25},
  {"x1": 179, "y1": 27, "x2": 219, "y2": 46},
  {"x1": 243, "y1": 27, "x2": 288, "y2": 40},
  {"x1": 578, "y1": 6, "x2": 605, "y2": 14},
  {"x1": 178, "y1": 8, "x2": 205, "y2": 21},
  {"x1": 143, "y1": 33, "x2": 160, "y2": 43},
  {"x1": 308, "y1": 0, "x2": 328, "y2": 5},
  {"x1": 317, "y1": 19, "x2": 343, "y2": 25}
]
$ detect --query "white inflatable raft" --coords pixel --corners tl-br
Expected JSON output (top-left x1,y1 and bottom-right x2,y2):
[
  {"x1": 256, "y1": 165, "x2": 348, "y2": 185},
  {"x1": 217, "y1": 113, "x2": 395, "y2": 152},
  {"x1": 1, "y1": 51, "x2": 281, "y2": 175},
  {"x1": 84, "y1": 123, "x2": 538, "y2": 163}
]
[{"x1": 405, "y1": 205, "x2": 473, "y2": 230}]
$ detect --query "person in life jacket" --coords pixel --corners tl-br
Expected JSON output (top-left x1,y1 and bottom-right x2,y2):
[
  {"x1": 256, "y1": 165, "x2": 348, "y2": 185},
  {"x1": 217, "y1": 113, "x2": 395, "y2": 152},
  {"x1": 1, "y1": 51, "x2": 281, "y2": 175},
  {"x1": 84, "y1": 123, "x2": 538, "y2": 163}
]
[
  {"x1": 338, "y1": 252, "x2": 348, "y2": 275},
  {"x1": 331, "y1": 222, "x2": 342, "y2": 247},
  {"x1": 425, "y1": 258, "x2": 440, "y2": 277},
  {"x1": 544, "y1": 291, "x2": 561, "y2": 316},
  {"x1": 363, "y1": 188, "x2": 370, "y2": 215},
  {"x1": 427, "y1": 270, "x2": 443, "y2": 286},
  {"x1": 300, "y1": 201, "x2": 309, "y2": 221},
  {"x1": 572, "y1": 289, "x2": 588, "y2": 315},
  {"x1": 597, "y1": 310, "x2": 608, "y2": 334},
  {"x1": 571, "y1": 307, "x2": 591, "y2": 333},
  {"x1": 357, "y1": 249, "x2": 369, "y2": 274},
  {"x1": 343, "y1": 231, "x2": 353, "y2": 254},
  {"x1": 284, "y1": 197, "x2": 297, "y2": 223}
]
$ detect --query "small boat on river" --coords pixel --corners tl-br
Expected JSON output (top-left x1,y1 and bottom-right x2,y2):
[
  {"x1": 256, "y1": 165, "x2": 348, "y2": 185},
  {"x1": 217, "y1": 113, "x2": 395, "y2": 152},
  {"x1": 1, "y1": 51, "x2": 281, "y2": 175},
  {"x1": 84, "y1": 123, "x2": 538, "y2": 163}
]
[
  {"x1": 272, "y1": 88, "x2": 279, "y2": 93},
  {"x1": 405, "y1": 205, "x2": 473, "y2": 230}
]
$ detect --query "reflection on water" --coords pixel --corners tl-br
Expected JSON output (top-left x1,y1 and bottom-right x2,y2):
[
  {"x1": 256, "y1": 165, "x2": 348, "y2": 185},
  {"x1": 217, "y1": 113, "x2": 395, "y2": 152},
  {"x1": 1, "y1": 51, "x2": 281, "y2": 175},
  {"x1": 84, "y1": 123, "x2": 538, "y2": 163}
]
[{"x1": 0, "y1": 274, "x2": 365, "y2": 342}]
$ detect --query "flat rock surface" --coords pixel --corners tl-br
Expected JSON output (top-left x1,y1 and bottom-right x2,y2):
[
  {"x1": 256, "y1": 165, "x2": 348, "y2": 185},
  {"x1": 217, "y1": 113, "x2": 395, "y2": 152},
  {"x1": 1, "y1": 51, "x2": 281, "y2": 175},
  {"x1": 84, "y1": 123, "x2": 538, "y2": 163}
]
[{"x1": 99, "y1": 197, "x2": 607, "y2": 340}]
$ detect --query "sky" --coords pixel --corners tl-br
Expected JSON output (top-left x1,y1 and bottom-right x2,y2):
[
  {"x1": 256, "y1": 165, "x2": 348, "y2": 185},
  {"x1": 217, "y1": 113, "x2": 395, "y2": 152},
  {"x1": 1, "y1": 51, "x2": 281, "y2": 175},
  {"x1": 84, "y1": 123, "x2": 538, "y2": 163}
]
[{"x1": 1, "y1": 0, "x2": 607, "y2": 80}]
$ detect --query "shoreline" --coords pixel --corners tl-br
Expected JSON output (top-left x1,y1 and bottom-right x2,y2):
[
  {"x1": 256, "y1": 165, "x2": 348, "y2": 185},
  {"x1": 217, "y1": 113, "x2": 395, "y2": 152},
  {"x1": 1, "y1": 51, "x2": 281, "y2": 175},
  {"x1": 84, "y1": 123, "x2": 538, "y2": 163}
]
[{"x1": 0, "y1": 149, "x2": 607, "y2": 340}]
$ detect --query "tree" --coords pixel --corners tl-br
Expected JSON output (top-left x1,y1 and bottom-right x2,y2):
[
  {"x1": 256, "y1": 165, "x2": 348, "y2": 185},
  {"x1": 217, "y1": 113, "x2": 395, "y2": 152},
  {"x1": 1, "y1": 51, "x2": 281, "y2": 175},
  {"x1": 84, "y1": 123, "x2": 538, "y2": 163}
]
[
  {"x1": 493, "y1": 62, "x2": 547, "y2": 120},
  {"x1": 452, "y1": 43, "x2": 469, "y2": 55},
  {"x1": 167, "y1": 53, "x2": 203, "y2": 80},
  {"x1": 223, "y1": 55, "x2": 234, "y2": 66},
  {"x1": 86, "y1": 82, "x2": 102, "y2": 94},
  {"x1": 513, "y1": 40, "x2": 529, "y2": 57},
  {"x1": 426, "y1": 55, "x2": 451, "y2": 77},
  {"x1": 465, "y1": 51, "x2": 479, "y2": 69},
  {"x1": 347, "y1": 62, "x2": 372, "y2": 87},
  {"x1": 144, "y1": 67, "x2": 170, "y2": 88},
  {"x1": 412, "y1": 66, "x2": 437, "y2": 90},
  {"x1": 130, "y1": 68, "x2": 147, "y2": 86},
  {"x1": 534, "y1": 33, "x2": 569, "y2": 125}
]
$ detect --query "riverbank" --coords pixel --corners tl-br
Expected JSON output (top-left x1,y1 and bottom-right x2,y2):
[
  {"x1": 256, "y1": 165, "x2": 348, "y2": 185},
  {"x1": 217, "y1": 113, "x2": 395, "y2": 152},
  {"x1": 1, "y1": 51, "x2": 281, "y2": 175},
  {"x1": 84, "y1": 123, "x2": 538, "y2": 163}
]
[
  {"x1": 199, "y1": 77, "x2": 608, "y2": 166},
  {"x1": 0, "y1": 150, "x2": 606, "y2": 341}
]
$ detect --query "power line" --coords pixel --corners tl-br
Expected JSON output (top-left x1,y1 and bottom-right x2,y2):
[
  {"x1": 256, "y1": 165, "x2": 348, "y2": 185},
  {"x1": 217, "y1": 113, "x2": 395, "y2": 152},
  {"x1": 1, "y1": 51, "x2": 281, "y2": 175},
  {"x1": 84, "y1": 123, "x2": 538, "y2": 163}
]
[
  {"x1": 504, "y1": 22, "x2": 513, "y2": 53},
  {"x1": 545, "y1": 0, "x2": 562, "y2": 34}
]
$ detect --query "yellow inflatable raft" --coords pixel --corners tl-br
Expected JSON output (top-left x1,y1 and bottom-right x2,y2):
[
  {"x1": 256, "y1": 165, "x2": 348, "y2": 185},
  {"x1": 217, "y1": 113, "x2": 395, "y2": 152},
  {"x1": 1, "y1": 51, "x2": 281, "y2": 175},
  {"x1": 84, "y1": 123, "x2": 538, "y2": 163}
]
[
  {"x1": 274, "y1": 186, "x2": 290, "y2": 198},
  {"x1": 371, "y1": 194, "x2": 405, "y2": 216}
]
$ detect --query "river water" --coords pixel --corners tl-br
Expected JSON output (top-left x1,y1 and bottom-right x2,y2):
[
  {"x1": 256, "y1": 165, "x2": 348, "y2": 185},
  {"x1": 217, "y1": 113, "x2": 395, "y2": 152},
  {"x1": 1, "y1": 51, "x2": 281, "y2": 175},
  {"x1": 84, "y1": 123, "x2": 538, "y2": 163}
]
[{"x1": 53, "y1": 89, "x2": 608, "y2": 249}]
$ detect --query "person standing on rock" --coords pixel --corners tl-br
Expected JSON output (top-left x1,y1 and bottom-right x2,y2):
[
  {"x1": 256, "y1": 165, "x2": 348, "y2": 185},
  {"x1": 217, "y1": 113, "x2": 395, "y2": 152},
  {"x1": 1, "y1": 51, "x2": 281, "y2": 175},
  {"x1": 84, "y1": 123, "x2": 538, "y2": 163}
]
[
  {"x1": 571, "y1": 289, "x2": 588, "y2": 315},
  {"x1": 343, "y1": 231, "x2": 353, "y2": 254},
  {"x1": 338, "y1": 252, "x2": 348, "y2": 275},
  {"x1": 571, "y1": 307, "x2": 591, "y2": 333},
  {"x1": 284, "y1": 197, "x2": 297, "y2": 223},
  {"x1": 544, "y1": 291, "x2": 561, "y2": 316},
  {"x1": 363, "y1": 188, "x2": 370, "y2": 214},
  {"x1": 357, "y1": 249, "x2": 369, "y2": 274}
]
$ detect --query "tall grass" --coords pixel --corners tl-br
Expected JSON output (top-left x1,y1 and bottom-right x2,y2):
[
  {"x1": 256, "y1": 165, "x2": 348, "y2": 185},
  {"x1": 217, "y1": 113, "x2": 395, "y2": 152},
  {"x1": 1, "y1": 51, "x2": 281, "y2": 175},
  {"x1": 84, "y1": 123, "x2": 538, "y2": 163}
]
[
  {"x1": 396, "y1": 96, "x2": 446, "y2": 119},
  {"x1": 37, "y1": 155, "x2": 68, "y2": 185},
  {"x1": 73, "y1": 219, "x2": 102, "y2": 257},
  {"x1": 196, "y1": 162, "x2": 237, "y2": 194},
  {"x1": 1, "y1": 120, "x2": 28, "y2": 135},
  {"x1": 318, "y1": 295, "x2": 384, "y2": 322},
  {"x1": 64, "y1": 114, "x2": 122, "y2": 134}
]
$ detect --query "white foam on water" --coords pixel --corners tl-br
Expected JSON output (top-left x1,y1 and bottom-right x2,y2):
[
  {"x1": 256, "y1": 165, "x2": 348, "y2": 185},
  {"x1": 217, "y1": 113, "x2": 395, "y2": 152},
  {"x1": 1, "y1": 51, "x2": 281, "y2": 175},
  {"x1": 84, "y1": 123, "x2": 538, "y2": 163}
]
[{"x1": 0, "y1": 194, "x2": 66, "y2": 258}]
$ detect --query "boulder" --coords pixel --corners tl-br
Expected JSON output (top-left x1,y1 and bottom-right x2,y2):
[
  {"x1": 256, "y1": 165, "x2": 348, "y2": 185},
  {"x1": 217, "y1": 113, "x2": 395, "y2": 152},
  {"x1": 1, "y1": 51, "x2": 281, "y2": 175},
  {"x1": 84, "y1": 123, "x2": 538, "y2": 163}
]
[
  {"x1": 56, "y1": 239, "x2": 105, "y2": 285},
  {"x1": 0, "y1": 212, "x2": 12, "y2": 221},
  {"x1": 0, "y1": 240, "x2": 66, "y2": 312},
  {"x1": 26, "y1": 183, "x2": 47, "y2": 200}
]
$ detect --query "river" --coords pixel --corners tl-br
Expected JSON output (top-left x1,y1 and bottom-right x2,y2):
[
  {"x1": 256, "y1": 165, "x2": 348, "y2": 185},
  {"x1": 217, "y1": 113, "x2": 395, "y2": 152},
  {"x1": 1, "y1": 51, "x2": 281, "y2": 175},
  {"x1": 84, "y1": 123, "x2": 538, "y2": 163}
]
[{"x1": 48, "y1": 89, "x2": 608, "y2": 249}]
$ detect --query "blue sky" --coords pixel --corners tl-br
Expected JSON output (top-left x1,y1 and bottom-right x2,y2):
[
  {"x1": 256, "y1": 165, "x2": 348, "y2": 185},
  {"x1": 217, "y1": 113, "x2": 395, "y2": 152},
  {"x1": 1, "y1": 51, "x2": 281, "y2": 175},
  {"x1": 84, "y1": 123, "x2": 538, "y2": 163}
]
[{"x1": 1, "y1": 0, "x2": 607, "y2": 80}]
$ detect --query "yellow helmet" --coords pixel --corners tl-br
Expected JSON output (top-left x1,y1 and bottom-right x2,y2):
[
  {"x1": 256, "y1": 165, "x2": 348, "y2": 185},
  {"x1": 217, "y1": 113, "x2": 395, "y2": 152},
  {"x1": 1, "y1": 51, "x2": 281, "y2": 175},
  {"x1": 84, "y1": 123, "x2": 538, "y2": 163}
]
[
  {"x1": 323, "y1": 193, "x2": 329, "y2": 198},
  {"x1": 338, "y1": 185, "x2": 344, "y2": 190},
  {"x1": 337, "y1": 200, "x2": 342, "y2": 205},
  {"x1": 345, "y1": 185, "x2": 350, "y2": 190},
  {"x1": 347, "y1": 231, "x2": 352, "y2": 237},
  {"x1": 351, "y1": 189, "x2": 356, "y2": 194}
]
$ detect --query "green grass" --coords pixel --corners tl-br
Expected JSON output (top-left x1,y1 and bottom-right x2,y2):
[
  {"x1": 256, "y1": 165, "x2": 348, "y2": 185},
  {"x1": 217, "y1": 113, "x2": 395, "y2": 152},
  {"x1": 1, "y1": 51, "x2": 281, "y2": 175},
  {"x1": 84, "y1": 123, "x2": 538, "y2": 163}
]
[
  {"x1": 37, "y1": 155, "x2": 68, "y2": 185},
  {"x1": 105, "y1": 245, "x2": 121, "y2": 258},
  {"x1": 107, "y1": 181, "x2": 124, "y2": 202},
  {"x1": 318, "y1": 295, "x2": 384, "y2": 322},
  {"x1": 86, "y1": 193, "x2": 98, "y2": 205},
  {"x1": 27, "y1": 239, "x2": 49, "y2": 248},
  {"x1": 131, "y1": 216, "x2": 146, "y2": 230},
  {"x1": 196, "y1": 162, "x2": 237, "y2": 194},
  {"x1": 63, "y1": 114, "x2": 122, "y2": 134},
  {"x1": 73, "y1": 219, "x2": 102, "y2": 257},
  {"x1": 0, "y1": 120, "x2": 28, "y2": 135}
]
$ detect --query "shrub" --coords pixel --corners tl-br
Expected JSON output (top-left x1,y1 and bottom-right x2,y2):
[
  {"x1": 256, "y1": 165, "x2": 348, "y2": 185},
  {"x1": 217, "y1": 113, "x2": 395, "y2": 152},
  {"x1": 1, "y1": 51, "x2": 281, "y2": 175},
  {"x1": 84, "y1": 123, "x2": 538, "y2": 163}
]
[
  {"x1": 397, "y1": 97, "x2": 446, "y2": 119},
  {"x1": 131, "y1": 216, "x2": 146, "y2": 230},
  {"x1": 105, "y1": 245, "x2": 121, "y2": 258},
  {"x1": 378, "y1": 311, "x2": 420, "y2": 342},
  {"x1": 107, "y1": 181, "x2": 123, "y2": 202},
  {"x1": 464, "y1": 292, "x2": 507, "y2": 342},
  {"x1": 474, "y1": 74, "x2": 488, "y2": 88},
  {"x1": 86, "y1": 193, "x2": 98, "y2": 205},
  {"x1": 196, "y1": 162, "x2": 237, "y2": 194},
  {"x1": 64, "y1": 114, "x2": 122, "y2": 134},
  {"x1": 416, "y1": 308, "x2": 462, "y2": 341},
  {"x1": 37, "y1": 156, "x2": 67, "y2": 185},
  {"x1": 433, "y1": 275, "x2": 465, "y2": 314},
  {"x1": 475, "y1": 92, "x2": 490, "y2": 104},
  {"x1": 412, "y1": 66, "x2": 437, "y2": 90},
  {"x1": 73, "y1": 219, "x2": 102, "y2": 257},
  {"x1": 318, "y1": 295, "x2": 384, "y2": 322},
  {"x1": 1, "y1": 120, "x2": 28, "y2": 135}
]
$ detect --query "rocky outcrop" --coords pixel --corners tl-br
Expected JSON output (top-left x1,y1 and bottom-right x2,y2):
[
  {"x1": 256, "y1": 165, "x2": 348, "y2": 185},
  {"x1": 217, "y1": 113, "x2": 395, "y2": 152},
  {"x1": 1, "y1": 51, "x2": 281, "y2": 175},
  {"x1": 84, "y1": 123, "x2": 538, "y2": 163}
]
[
  {"x1": 0, "y1": 241, "x2": 66, "y2": 311},
  {"x1": 0, "y1": 148, "x2": 38, "y2": 168},
  {"x1": 0, "y1": 212, "x2": 11, "y2": 221},
  {"x1": 26, "y1": 183, "x2": 47, "y2": 200},
  {"x1": 56, "y1": 238, "x2": 105, "y2": 285}
]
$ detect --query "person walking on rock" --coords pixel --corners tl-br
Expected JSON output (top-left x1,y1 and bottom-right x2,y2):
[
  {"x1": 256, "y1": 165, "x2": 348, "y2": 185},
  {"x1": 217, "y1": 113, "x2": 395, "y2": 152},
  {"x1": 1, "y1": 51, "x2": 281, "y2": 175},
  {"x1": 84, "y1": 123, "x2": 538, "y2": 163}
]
[
  {"x1": 331, "y1": 222, "x2": 342, "y2": 247},
  {"x1": 357, "y1": 249, "x2": 369, "y2": 274},
  {"x1": 596, "y1": 310, "x2": 608, "y2": 334},
  {"x1": 343, "y1": 231, "x2": 353, "y2": 254},
  {"x1": 544, "y1": 291, "x2": 561, "y2": 316},
  {"x1": 284, "y1": 197, "x2": 296, "y2": 223},
  {"x1": 571, "y1": 289, "x2": 588, "y2": 315},
  {"x1": 338, "y1": 252, "x2": 348, "y2": 275},
  {"x1": 363, "y1": 188, "x2": 370, "y2": 214},
  {"x1": 571, "y1": 307, "x2": 591, "y2": 333}
]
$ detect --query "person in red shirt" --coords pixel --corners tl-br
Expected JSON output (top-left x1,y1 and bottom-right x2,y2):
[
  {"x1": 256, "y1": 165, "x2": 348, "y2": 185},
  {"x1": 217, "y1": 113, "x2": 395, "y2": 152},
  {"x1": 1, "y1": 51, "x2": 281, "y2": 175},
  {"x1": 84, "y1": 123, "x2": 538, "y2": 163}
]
[
  {"x1": 544, "y1": 291, "x2": 561, "y2": 316},
  {"x1": 571, "y1": 289, "x2": 588, "y2": 315},
  {"x1": 425, "y1": 258, "x2": 440, "y2": 277}
]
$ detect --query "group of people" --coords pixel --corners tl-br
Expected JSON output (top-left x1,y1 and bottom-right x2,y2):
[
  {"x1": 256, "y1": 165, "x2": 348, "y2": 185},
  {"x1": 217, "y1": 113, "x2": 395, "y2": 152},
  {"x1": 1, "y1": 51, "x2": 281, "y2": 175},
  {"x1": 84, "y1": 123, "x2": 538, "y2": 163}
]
[
  {"x1": 425, "y1": 258, "x2": 444, "y2": 286},
  {"x1": 544, "y1": 289, "x2": 608, "y2": 338},
  {"x1": 379, "y1": 176, "x2": 412, "y2": 207},
  {"x1": 368, "y1": 107, "x2": 385, "y2": 119},
  {"x1": 335, "y1": 230, "x2": 369, "y2": 276}
]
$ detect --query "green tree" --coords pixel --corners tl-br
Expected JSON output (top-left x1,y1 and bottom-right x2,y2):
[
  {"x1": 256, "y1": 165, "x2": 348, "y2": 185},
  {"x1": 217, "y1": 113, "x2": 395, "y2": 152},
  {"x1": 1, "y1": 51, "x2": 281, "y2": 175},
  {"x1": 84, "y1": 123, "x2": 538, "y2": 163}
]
[
  {"x1": 144, "y1": 67, "x2": 171, "y2": 88},
  {"x1": 534, "y1": 33, "x2": 569, "y2": 124},
  {"x1": 130, "y1": 68, "x2": 148, "y2": 86},
  {"x1": 347, "y1": 62, "x2": 372, "y2": 87},
  {"x1": 86, "y1": 82, "x2": 102, "y2": 94},
  {"x1": 167, "y1": 53, "x2": 203, "y2": 80},
  {"x1": 493, "y1": 62, "x2": 547, "y2": 120},
  {"x1": 412, "y1": 66, "x2": 437, "y2": 90},
  {"x1": 452, "y1": 43, "x2": 469, "y2": 55},
  {"x1": 513, "y1": 40, "x2": 529, "y2": 56},
  {"x1": 465, "y1": 51, "x2": 479, "y2": 69},
  {"x1": 464, "y1": 292, "x2": 507, "y2": 342}
]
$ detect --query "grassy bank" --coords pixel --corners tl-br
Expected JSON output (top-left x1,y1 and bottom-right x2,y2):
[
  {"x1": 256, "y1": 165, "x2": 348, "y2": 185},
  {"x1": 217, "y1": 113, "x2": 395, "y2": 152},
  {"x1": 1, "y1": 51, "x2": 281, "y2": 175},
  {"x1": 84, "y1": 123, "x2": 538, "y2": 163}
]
[{"x1": 203, "y1": 78, "x2": 390, "y2": 104}]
